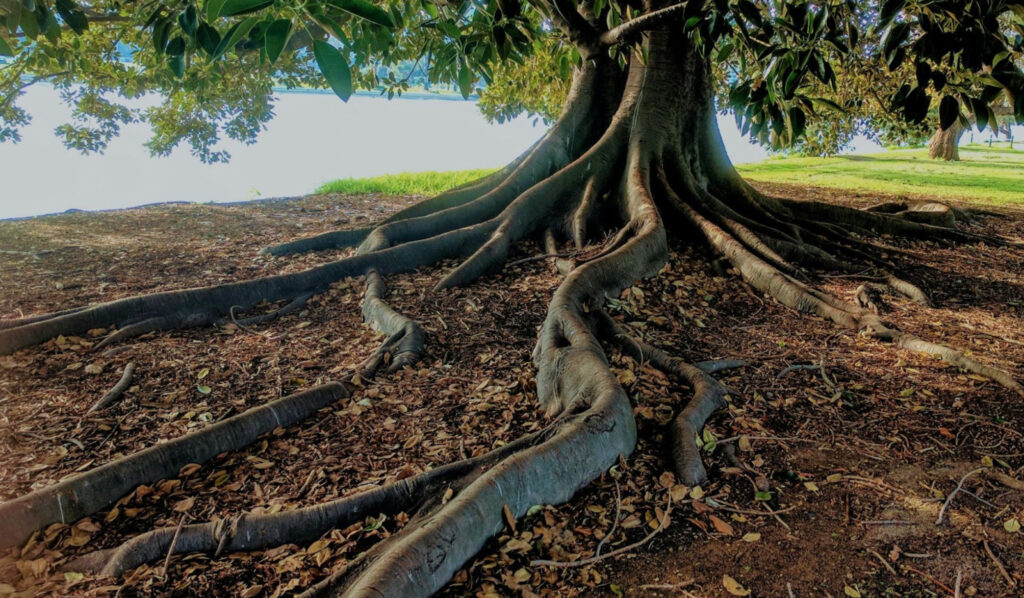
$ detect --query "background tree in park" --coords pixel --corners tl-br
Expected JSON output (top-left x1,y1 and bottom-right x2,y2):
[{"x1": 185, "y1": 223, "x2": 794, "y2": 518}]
[{"x1": 1, "y1": 0, "x2": 1024, "y2": 596}]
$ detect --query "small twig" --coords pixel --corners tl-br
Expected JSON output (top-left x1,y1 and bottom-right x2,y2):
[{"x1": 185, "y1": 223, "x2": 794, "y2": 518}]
[
  {"x1": 717, "y1": 435, "x2": 812, "y2": 446},
  {"x1": 87, "y1": 362, "x2": 135, "y2": 413},
  {"x1": 957, "y1": 488, "x2": 997, "y2": 508},
  {"x1": 531, "y1": 496, "x2": 672, "y2": 568},
  {"x1": 595, "y1": 477, "x2": 621, "y2": 557},
  {"x1": 868, "y1": 549, "x2": 898, "y2": 576},
  {"x1": 764, "y1": 503, "x2": 792, "y2": 531},
  {"x1": 903, "y1": 565, "x2": 955, "y2": 595},
  {"x1": 983, "y1": 540, "x2": 1016, "y2": 588},
  {"x1": 162, "y1": 515, "x2": 187, "y2": 577},
  {"x1": 787, "y1": 582, "x2": 796, "y2": 598},
  {"x1": 229, "y1": 305, "x2": 264, "y2": 337},
  {"x1": 776, "y1": 363, "x2": 821, "y2": 379},
  {"x1": 937, "y1": 468, "x2": 985, "y2": 524},
  {"x1": 709, "y1": 503, "x2": 797, "y2": 517},
  {"x1": 861, "y1": 520, "x2": 916, "y2": 526},
  {"x1": 506, "y1": 251, "x2": 577, "y2": 268},
  {"x1": 954, "y1": 568, "x2": 962, "y2": 598},
  {"x1": 985, "y1": 470, "x2": 1024, "y2": 491}
]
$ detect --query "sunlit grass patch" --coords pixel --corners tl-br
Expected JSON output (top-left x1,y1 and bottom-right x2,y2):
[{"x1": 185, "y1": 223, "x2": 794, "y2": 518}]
[
  {"x1": 737, "y1": 143, "x2": 1024, "y2": 205},
  {"x1": 316, "y1": 169, "x2": 497, "y2": 197}
]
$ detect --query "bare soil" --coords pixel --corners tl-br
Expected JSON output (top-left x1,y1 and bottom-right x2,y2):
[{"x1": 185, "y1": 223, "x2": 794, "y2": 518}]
[{"x1": 0, "y1": 183, "x2": 1022, "y2": 597}]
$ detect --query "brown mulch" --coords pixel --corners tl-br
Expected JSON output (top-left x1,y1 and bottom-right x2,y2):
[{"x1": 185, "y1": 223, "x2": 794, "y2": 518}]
[{"x1": 0, "y1": 183, "x2": 1022, "y2": 598}]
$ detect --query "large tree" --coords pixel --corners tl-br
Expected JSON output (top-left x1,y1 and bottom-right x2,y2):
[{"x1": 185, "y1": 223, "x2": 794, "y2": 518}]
[{"x1": 1, "y1": 0, "x2": 1024, "y2": 595}]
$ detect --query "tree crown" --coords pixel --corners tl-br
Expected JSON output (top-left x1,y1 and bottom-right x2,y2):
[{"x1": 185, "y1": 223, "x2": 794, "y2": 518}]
[{"x1": 1, "y1": 0, "x2": 1022, "y2": 159}]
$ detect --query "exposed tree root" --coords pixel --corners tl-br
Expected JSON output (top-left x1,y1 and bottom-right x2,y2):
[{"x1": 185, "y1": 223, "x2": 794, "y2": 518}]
[
  {"x1": 0, "y1": 383, "x2": 349, "y2": 550},
  {"x1": 0, "y1": 306, "x2": 88, "y2": 330},
  {"x1": 226, "y1": 292, "x2": 313, "y2": 328},
  {"x1": 87, "y1": 361, "x2": 135, "y2": 413},
  {"x1": 67, "y1": 427, "x2": 548, "y2": 578},
  {"x1": 0, "y1": 220, "x2": 497, "y2": 355},
  {"x1": 594, "y1": 310, "x2": 740, "y2": 485},
  {"x1": 358, "y1": 270, "x2": 424, "y2": 374},
  {"x1": 1, "y1": 25, "x2": 1021, "y2": 598}
]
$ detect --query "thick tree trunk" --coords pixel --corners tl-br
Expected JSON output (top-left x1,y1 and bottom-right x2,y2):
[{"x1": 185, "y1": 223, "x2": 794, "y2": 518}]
[
  {"x1": 928, "y1": 120, "x2": 966, "y2": 161},
  {"x1": 1, "y1": 14, "x2": 1019, "y2": 598}
]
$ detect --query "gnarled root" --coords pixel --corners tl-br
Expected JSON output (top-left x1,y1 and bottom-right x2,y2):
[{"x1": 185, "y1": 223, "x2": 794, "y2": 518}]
[
  {"x1": 0, "y1": 383, "x2": 350, "y2": 550},
  {"x1": 594, "y1": 310, "x2": 742, "y2": 486},
  {"x1": 68, "y1": 428, "x2": 546, "y2": 578},
  {"x1": 0, "y1": 219, "x2": 497, "y2": 356},
  {"x1": 658, "y1": 168, "x2": 1023, "y2": 397},
  {"x1": 358, "y1": 270, "x2": 424, "y2": 375}
]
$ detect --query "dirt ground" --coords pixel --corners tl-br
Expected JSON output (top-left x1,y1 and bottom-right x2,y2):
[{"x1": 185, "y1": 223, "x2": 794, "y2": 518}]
[{"x1": 0, "y1": 183, "x2": 1022, "y2": 598}]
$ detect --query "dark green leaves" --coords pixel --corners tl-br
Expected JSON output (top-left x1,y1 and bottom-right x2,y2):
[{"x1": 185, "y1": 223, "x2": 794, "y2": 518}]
[
  {"x1": 166, "y1": 35, "x2": 186, "y2": 56},
  {"x1": 153, "y1": 19, "x2": 172, "y2": 53},
  {"x1": 324, "y1": 0, "x2": 394, "y2": 28},
  {"x1": 879, "y1": 0, "x2": 905, "y2": 29},
  {"x1": 264, "y1": 19, "x2": 291, "y2": 63},
  {"x1": 0, "y1": 35, "x2": 12, "y2": 56},
  {"x1": 196, "y1": 22, "x2": 221, "y2": 55},
  {"x1": 938, "y1": 95, "x2": 959, "y2": 130},
  {"x1": 458, "y1": 63, "x2": 472, "y2": 99},
  {"x1": 178, "y1": 5, "x2": 197, "y2": 35},
  {"x1": 54, "y1": 0, "x2": 87, "y2": 34},
  {"x1": 216, "y1": 0, "x2": 272, "y2": 18},
  {"x1": 313, "y1": 40, "x2": 352, "y2": 101},
  {"x1": 211, "y1": 16, "x2": 258, "y2": 59}
]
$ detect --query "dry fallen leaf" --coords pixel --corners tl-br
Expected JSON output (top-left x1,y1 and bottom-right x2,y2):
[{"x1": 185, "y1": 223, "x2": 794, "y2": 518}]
[
  {"x1": 709, "y1": 515, "x2": 734, "y2": 535},
  {"x1": 723, "y1": 574, "x2": 751, "y2": 596},
  {"x1": 172, "y1": 497, "x2": 195, "y2": 512}
]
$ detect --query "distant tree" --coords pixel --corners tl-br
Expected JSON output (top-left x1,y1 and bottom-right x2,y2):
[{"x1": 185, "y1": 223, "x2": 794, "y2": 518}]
[{"x1": 1, "y1": 1, "x2": 1023, "y2": 596}]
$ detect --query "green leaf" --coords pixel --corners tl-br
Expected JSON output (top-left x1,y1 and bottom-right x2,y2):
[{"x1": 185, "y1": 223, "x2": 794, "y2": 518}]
[
  {"x1": 754, "y1": 491, "x2": 772, "y2": 501},
  {"x1": 458, "y1": 64, "x2": 472, "y2": 99},
  {"x1": 54, "y1": 0, "x2": 87, "y2": 34},
  {"x1": 970, "y1": 97, "x2": 989, "y2": 132},
  {"x1": 166, "y1": 35, "x2": 186, "y2": 56},
  {"x1": 264, "y1": 18, "x2": 291, "y2": 63},
  {"x1": 196, "y1": 22, "x2": 221, "y2": 55},
  {"x1": 179, "y1": 5, "x2": 198, "y2": 35},
  {"x1": 153, "y1": 19, "x2": 172, "y2": 53},
  {"x1": 211, "y1": 16, "x2": 258, "y2": 59},
  {"x1": 788, "y1": 106, "x2": 806, "y2": 139},
  {"x1": 217, "y1": 0, "x2": 272, "y2": 18},
  {"x1": 313, "y1": 40, "x2": 353, "y2": 101},
  {"x1": 0, "y1": 35, "x2": 12, "y2": 56},
  {"x1": 196, "y1": 384, "x2": 212, "y2": 394},
  {"x1": 205, "y1": 0, "x2": 228, "y2": 21},
  {"x1": 324, "y1": 0, "x2": 394, "y2": 28},
  {"x1": 938, "y1": 95, "x2": 959, "y2": 130},
  {"x1": 879, "y1": 0, "x2": 904, "y2": 28}
]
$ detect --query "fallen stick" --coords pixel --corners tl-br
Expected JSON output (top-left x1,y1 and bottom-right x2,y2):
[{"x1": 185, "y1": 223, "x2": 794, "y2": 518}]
[
  {"x1": 531, "y1": 496, "x2": 672, "y2": 568},
  {"x1": 936, "y1": 468, "x2": 985, "y2": 525},
  {"x1": 983, "y1": 540, "x2": 1016, "y2": 588},
  {"x1": 88, "y1": 362, "x2": 136, "y2": 413}
]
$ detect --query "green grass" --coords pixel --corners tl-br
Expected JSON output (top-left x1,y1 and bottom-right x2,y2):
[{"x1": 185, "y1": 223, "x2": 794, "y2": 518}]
[
  {"x1": 737, "y1": 143, "x2": 1024, "y2": 205},
  {"x1": 316, "y1": 169, "x2": 497, "y2": 197}
]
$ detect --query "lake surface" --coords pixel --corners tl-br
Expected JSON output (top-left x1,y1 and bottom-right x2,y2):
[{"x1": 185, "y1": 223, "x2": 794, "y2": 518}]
[{"x1": 0, "y1": 86, "x2": 876, "y2": 219}]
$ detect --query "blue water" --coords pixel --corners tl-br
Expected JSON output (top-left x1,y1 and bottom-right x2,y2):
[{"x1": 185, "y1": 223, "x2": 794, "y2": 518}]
[{"x1": 0, "y1": 86, "x2": 877, "y2": 219}]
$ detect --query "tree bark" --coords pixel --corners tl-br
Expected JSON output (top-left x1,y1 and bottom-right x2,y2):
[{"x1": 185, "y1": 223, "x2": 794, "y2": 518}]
[
  {"x1": 0, "y1": 13, "x2": 1019, "y2": 598},
  {"x1": 928, "y1": 120, "x2": 966, "y2": 161}
]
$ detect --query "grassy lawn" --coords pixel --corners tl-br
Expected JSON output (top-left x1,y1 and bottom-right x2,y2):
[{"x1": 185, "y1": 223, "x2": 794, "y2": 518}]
[
  {"x1": 737, "y1": 143, "x2": 1024, "y2": 205},
  {"x1": 316, "y1": 143, "x2": 1023, "y2": 205},
  {"x1": 317, "y1": 169, "x2": 497, "y2": 196}
]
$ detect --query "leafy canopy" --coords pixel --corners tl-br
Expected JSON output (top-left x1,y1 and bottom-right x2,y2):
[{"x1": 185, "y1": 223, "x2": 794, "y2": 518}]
[{"x1": 1, "y1": 0, "x2": 1022, "y2": 159}]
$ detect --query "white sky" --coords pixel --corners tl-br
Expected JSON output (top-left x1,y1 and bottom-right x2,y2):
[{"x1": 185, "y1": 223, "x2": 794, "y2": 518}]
[{"x1": 0, "y1": 85, "x2": 887, "y2": 219}]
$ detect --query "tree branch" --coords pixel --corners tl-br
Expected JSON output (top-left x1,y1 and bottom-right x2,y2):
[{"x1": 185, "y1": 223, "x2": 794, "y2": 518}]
[{"x1": 600, "y1": 2, "x2": 687, "y2": 46}]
